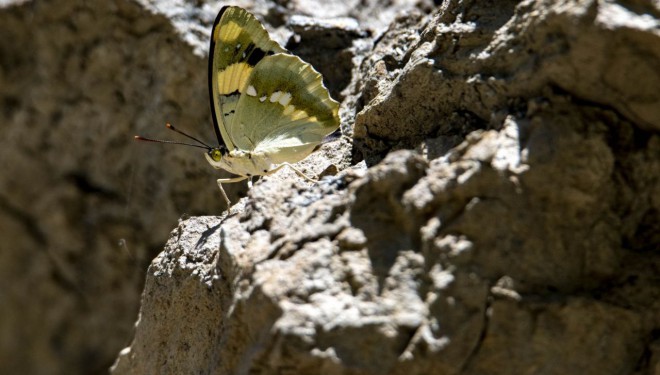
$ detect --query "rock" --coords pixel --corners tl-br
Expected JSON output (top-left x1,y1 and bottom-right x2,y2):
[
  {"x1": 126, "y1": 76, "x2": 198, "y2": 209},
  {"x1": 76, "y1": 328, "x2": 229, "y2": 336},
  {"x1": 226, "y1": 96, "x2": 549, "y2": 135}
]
[
  {"x1": 113, "y1": 0, "x2": 660, "y2": 374},
  {"x1": 1, "y1": 0, "x2": 659, "y2": 374},
  {"x1": 349, "y1": 0, "x2": 660, "y2": 164}
]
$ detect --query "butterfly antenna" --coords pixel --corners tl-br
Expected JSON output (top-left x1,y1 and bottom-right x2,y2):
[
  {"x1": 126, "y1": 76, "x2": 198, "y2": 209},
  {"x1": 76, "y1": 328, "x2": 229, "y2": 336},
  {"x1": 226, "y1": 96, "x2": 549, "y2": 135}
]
[
  {"x1": 165, "y1": 123, "x2": 213, "y2": 149},
  {"x1": 134, "y1": 135, "x2": 210, "y2": 149}
]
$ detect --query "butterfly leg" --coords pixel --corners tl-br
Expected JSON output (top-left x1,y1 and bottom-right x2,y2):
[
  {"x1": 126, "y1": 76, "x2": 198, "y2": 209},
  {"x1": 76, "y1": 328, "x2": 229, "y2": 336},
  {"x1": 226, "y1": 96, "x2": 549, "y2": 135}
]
[{"x1": 216, "y1": 175, "x2": 248, "y2": 207}]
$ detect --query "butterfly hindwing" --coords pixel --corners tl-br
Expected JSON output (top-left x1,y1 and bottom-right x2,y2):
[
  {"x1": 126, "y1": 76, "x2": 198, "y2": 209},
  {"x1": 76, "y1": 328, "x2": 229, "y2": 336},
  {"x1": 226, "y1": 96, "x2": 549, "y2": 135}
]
[
  {"x1": 230, "y1": 53, "x2": 340, "y2": 164},
  {"x1": 209, "y1": 6, "x2": 287, "y2": 150}
]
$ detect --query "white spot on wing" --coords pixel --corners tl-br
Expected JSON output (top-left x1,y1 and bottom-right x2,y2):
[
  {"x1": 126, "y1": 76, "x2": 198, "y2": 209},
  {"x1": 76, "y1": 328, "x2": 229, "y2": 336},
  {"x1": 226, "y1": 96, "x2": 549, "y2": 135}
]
[
  {"x1": 246, "y1": 85, "x2": 257, "y2": 96},
  {"x1": 236, "y1": 43, "x2": 242, "y2": 49},
  {"x1": 269, "y1": 91, "x2": 282, "y2": 103},
  {"x1": 259, "y1": 95, "x2": 267, "y2": 102},
  {"x1": 278, "y1": 92, "x2": 292, "y2": 106}
]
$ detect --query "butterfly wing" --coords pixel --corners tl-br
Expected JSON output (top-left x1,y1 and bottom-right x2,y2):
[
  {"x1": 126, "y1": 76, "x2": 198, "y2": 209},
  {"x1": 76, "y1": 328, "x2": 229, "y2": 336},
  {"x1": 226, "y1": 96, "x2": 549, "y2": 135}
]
[
  {"x1": 229, "y1": 53, "x2": 340, "y2": 163},
  {"x1": 209, "y1": 6, "x2": 287, "y2": 151}
]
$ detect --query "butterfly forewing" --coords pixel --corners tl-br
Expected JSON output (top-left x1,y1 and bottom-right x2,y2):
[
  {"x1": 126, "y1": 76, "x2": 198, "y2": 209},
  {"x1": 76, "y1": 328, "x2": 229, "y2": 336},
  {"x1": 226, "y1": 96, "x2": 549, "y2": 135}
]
[
  {"x1": 230, "y1": 53, "x2": 340, "y2": 164},
  {"x1": 209, "y1": 6, "x2": 287, "y2": 150}
]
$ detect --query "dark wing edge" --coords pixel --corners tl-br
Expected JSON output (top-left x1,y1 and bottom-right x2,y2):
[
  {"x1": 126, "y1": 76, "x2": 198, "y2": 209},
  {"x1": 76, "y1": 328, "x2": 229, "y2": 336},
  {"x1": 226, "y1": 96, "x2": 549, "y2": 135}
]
[
  {"x1": 208, "y1": 6, "x2": 231, "y2": 147},
  {"x1": 208, "y1": 6, "x2": 289, "y2": 149}
]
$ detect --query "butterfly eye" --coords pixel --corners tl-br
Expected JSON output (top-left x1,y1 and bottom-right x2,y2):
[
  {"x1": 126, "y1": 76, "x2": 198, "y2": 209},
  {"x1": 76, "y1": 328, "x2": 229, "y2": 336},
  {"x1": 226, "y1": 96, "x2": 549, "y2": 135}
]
[{"x1": 210, "y1": 149, "x2": 222, "y2": 161}]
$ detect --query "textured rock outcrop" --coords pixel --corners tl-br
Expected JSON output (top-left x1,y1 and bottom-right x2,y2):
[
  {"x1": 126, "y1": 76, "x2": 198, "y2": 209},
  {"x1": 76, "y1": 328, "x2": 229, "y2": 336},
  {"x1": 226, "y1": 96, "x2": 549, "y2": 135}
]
[
  {"x1": 350, "y1": 0, "x2": 660, "y2": 163},
  {"x1": 113, "y1": 1, "x2": 660, "y2": 374},
  {"x1": 1, "y1": 0, "x2": 659, "y2": 374}
]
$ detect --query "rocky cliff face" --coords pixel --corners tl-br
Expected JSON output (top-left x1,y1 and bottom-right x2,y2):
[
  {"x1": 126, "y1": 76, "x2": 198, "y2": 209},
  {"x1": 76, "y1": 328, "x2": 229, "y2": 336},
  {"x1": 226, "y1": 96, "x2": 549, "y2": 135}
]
[{"x1": 1, "y1": 0, "x2": 658, "y2": 374}]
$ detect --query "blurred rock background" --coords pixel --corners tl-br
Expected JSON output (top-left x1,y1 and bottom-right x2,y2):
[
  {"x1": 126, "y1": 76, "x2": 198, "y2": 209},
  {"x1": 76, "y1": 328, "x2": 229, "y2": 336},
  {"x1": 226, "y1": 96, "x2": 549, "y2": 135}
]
[{"x1": 1, "y1": 0, "x2": 659, "y2": 374}]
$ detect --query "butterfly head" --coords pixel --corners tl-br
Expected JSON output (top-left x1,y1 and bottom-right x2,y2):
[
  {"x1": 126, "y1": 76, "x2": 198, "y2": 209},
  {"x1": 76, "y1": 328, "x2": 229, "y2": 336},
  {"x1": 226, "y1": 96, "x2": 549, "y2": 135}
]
[
  {"x1": 208, "y1": 148, "x2": 223, "y2": 162},
  {"x1": 204, "y1": 146, "x2": 228, "y2": 168}
]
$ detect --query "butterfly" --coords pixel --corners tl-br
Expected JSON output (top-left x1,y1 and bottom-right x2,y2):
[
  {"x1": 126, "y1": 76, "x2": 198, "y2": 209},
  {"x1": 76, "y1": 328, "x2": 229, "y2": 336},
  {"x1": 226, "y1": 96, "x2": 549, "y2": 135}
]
[{"x1": 136, "y1": 6, "x2": 340, "y2": 207}]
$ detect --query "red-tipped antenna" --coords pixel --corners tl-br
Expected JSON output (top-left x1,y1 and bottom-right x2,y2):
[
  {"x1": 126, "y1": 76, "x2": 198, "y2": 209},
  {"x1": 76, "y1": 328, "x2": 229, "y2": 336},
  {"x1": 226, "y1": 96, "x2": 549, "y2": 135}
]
[
  {"x1": 164, "y1": 123, "x2": 213, "y2": 149},
  {"x1": 134, "y1": 123, "x2": 212, "y2": 150}
]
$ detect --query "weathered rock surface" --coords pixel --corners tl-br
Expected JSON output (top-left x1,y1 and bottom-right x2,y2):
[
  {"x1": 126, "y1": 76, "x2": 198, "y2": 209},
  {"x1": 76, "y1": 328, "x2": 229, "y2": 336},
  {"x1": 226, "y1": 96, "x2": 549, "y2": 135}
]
[
  {"x1": 113, "y1": 0, "x2": 660, "y2": 374},
  {"x1": 1, "y1": 0, "x2": 659, "y2": 374},
  {"x1": 350, "y1": 0, "x2": 660, "y2": 164}
]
